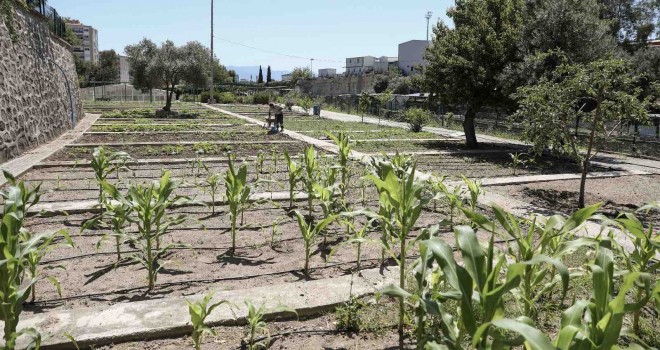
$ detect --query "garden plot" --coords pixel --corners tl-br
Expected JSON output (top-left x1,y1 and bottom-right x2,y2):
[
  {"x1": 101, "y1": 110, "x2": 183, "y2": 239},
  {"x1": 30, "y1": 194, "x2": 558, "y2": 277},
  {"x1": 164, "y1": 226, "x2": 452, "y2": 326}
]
[
  {"x1": 46, "y1": 141, "x2": 308, "y2": 161},
  {"x1": 488, "y1": 174, "x2": 660, "y2": 220},
  {"x1": 76, "y1": 130, "x2": 290, "y2": 144},
  {"x1": 90, "y1": 123, "x2": 254, "y2": 132}
]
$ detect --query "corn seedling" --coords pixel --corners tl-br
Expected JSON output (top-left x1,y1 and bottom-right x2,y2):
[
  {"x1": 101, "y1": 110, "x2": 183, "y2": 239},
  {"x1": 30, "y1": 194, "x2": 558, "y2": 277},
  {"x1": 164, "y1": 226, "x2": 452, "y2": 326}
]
[
  {"x1": 461, "y1": 175, "x2": 484, "y2": 213},
  {"x1": 270, "y1": 217, "x2": 285, "y2": 248},
  {"x1": 90, "y1": 146, "x2": 131, "y2": 213},
  {"x1": 312, "y1": 182, "x2": 341, "y2": 247},
  {"x1": 204, "y1": 172, "x2": 222, "y2": 214},
  {"x1": 330, "y1": 217, "x2": 377, "y2": 273},
  {"x1": 0, "y1": 171, "x2": 56, "y2": 349},
  {"x1": 302, "y1": 146, "x2": 319, "y2": 219},
  {"x1": 327, "y1": 132, "x2": 353, "y2": 202},
  {"x1": 244, "y1": 300, "x2": 297, "y2": 350},
  {"x1": 224, "y1": 154, "x2": 251, "y2": 255},
  {"x1": 187, "y1": 291, "x2": 228, "y2": 350},
  {"x1": 292, "y1": 210, "x2": 337, "y2": 277},
  {"x1": 283, "y1": 150, "x2": 303, "y2": 209},
  {"x1": 509, "y1": 152, "x2": 528, "y2": 176},
  {"x1": 366, "y1": 162, "x2": 429, "y2": 346},
  {"x1": 101, "y1": 171, "x2": 189, "y2": 291},
  {"x1": 270, "y1": 147, "x2": 278, "y2": 174},
  {"x1": 23, "y1": 228, "x2": 74, "y2": 303},
  {"x1": 255, "y1": 150, "x2": 266, "y2": 179}
]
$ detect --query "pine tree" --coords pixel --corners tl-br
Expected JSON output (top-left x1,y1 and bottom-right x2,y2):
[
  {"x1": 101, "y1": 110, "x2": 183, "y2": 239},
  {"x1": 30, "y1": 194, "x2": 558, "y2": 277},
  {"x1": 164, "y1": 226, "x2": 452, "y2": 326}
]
[
  {"x1": 266, "y1": 65, "x2": 272, "y2": 84},
  {"x1": 257, "y1": 65, "x2": 264, "y2": 84}
]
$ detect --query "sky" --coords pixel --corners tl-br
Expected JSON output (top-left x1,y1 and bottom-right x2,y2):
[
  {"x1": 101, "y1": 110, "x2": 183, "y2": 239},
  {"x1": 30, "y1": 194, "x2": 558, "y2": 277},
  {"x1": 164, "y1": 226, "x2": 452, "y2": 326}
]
[{"x1": 48, "y1": 0, "x2": 454, "y2": 73}]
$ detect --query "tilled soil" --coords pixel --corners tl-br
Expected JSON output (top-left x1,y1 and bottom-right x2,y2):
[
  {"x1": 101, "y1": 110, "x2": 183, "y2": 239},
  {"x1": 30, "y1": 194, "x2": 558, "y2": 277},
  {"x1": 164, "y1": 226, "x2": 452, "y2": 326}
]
[
  {"x1": 75, "y1": 131, "x2": 291, "y2": 144},
  {"x1": 489, "y1": 174, "x2": 660, "y2": 221},
  {"x1": 45, "y1": 142, "x2": 309, "y2": 162}
]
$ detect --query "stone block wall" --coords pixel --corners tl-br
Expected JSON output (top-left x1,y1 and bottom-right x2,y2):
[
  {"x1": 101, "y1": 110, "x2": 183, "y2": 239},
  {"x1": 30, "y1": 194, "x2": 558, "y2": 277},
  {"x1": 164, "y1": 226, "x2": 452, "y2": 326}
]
[{"x1": 0, "y1": 3, "x2": 83, "y2": 163}]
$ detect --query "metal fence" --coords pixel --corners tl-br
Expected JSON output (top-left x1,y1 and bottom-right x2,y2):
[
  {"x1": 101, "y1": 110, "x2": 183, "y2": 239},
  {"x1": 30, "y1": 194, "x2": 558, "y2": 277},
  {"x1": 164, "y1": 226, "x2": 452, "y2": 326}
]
[{"x1": 26, "y1": 0, "x2": 66, "y2": 39}]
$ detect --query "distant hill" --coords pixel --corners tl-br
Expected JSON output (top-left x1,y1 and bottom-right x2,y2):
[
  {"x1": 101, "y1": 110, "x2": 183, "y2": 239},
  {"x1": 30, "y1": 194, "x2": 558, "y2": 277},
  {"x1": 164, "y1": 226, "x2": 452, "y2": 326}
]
[{"x1": 226, "y1": 66, "x2": 289, "y2": 82}]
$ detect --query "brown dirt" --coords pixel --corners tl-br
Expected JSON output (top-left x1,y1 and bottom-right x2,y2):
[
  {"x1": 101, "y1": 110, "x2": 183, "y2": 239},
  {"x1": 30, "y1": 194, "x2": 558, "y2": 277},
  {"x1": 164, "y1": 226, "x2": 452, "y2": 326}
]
[
  {"x1": 75, "y1": 131, "x2": 291, "y2": 144},
  {"x1": 489, "y1": 174, "x2": 660, "y2": 219}
]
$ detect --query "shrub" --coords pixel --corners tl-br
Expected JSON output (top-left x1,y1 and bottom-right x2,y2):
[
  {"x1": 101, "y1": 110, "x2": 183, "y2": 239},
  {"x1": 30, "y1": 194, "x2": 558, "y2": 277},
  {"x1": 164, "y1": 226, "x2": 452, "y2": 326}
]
[
  {"x1": 373, "y1": 76, "x2": 389, "y2": 93},
  {"x1": 403, "y1": 108, "x2": 431, "y2": 132},
  {"x1": 252, "y1": 92, "x2": 271, "y2": 105}
]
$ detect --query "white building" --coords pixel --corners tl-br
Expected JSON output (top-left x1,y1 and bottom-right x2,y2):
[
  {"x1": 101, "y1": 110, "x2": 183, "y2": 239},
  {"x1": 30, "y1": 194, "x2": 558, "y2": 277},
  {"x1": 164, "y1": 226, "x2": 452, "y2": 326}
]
[
  {"x1": 119, "y1": 55, "x2": 131, "y2": 83},
  {"x1": 65, "y1": 20, "x2": 99, "y2": 64},
  {"x1": 398, "y1": 40, "x2": 430, "y2": 76},
  {"x1": 345, "y1": 56, "x2": 376, "y2": 75},
  {"x1": 374, "y1": 56, "x2": 398, "y2": 73},
  {"x1": 318, "y1": 68, "x2": 336, "y2": 78},
  {"x1": 281, "y1": 73, "x2": 292, "y2": 82}
]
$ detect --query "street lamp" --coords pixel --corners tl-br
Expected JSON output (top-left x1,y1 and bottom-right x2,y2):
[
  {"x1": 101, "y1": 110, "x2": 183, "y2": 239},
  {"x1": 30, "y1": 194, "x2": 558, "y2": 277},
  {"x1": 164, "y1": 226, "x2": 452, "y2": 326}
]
[{"x1": 425, "y1": 11, "x2": 433, "y2": 41}]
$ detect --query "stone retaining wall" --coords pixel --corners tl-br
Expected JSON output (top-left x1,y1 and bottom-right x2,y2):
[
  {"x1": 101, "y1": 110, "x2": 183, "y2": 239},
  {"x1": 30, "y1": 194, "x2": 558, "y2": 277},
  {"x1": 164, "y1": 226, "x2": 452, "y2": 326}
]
[{"x1": 0, "y1": 3, "x2": 83, "y2": 163}]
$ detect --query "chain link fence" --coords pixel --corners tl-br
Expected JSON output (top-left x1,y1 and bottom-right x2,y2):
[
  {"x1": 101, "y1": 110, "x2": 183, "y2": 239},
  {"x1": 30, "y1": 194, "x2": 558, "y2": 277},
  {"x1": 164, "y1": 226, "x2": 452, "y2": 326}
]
[
  {"x1": 26, "y1": 0, "x2": 66, "y2": 39},
  {"x1": 80, "y1": 82, "x2": 167, "y2": 102}
]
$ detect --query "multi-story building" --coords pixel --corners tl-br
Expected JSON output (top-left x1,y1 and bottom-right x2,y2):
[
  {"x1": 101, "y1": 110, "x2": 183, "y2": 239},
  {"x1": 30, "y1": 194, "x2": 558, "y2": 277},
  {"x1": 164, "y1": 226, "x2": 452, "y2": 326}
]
[
  {"x1": 398, "y1": 40, "x2": 430, "y2": 76},
  {"x1": 345, "y1": 56, "x2": 376, "y2": 75},
  {"x1": 374, "y1": 56, "x2": 398, "y2": 73},
  {"x1": 318, "y1": 68, "x2": 336, "y2": 78},
  {"x1": 118, "y1": 55, "x2": 131, "y2": 83},
  {"x1": 281, "y1": 73, "x2": 292, "y2": 82},
  {"x1": 65, "y1": 20, "x2": 99, "y2": 64}
]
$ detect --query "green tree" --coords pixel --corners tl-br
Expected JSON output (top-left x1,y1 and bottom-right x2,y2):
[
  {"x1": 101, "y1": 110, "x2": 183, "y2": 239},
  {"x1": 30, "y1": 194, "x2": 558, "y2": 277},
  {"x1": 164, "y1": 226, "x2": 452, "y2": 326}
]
[
  {"x1": 424, "y1": 0, "x2": 525, "y2": 148},
  {"x1": 630, "y1": 46, "x2": 660, "y2": 104},
  {"x1": 514, "y1": 58, "x2": 648, "y2": 208},
  {"x1": 125, "y1": 39, "x2": 210, "y2": 111},
  {"x1": 289, "y1": 66, "x2": 312, "y2": 86},
  {"x1": 93, "y1": 49, "x2": 120, "y2": 83},
  {"x1": 600, "y1": 0, "x2": 659, "y2": 50},
  {"x1": 266, "y1": 65, "x2": 272, "y2": 84},
  {"x1": 257, "y1": 65, "x2": 264, "y2": 84}
]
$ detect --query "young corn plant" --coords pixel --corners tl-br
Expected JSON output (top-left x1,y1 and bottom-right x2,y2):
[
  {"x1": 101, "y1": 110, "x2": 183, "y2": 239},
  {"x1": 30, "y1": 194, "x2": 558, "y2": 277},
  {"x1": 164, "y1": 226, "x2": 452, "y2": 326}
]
[
  {"x1": 224, "y1": 155, "x2": 251, "y2": 256},
  {"x1": 292, "y1": 210, "x2": 337, "y2": 277},
  {"x1": 243, "y1": 301, "x2": 297, "y2": 350},
  {"x1": 23, "y1": 228, "x2": 74, "y2": 303},
  {"x1": 283, "y1": 150, "x2": 303, "y2": 209},
  {"x1": 366, "y1": 162, "x2": 429, "y2": 346},
  {"x1": 90, "y1": 146, "x2": 131, "y2": 213},
  {"x1": 461, "y1": 175, "x2": 484, "y2": 213},
  {"x1": 204, "y1": 172, "x2": 222, "y2": 215},
  {"x1": 326, "y1": 132, "x2": 352, "y2": 202},
  {"x1": 81, "y1": 199, "x2": 134, "y2": 262},
  {"x1": 101, "y1": 171, "x2": 189, "y2": 291},
  {"x1": 509, "y1": 152, "x2": 528, "y2": 176},
  {"x1": 312, "y1": 182, "x2": 339, "y2": 247},
  {"x1": 302, "y1": 146, "x2": 319, "y2": 219},
  {"x1": 463, "y1": 203, "x2": 601, "y2": 319},
  {"x1": 329, "y1": 217, "x2": 377, "y2": 273},
  {"x1": 254, "y1": 150, "x2": 266, "y2": 180},
  {"x1": 1, "y1": 171, "x2": 57, "y2": 349},
  {"x1": 187, "y1": 291, "x2": 228, "y2": 350}
]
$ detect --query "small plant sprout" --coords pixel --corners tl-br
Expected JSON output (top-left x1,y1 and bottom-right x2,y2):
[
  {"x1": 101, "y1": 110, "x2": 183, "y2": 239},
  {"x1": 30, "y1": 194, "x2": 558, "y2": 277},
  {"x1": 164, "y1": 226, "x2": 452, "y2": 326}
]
[
  {"x1": 187, "y1": 291, "x2": 228, "y2": 350},
  {"x1": 270, "y1": 216, "x2": 285, "y2": 248},
  {"x1": 1, "y1": 171, "x2": 58, "y2": 349},
  {"x1": 244, "y1": 301, "x2": 298, "y2": 350},
  {"x1": 509, "y1": 152, "x2": 528, "y2": 175},
  {"x1": 90, "y1": 146, "x2": 131, "y2": 213},
  {"x1": 204, "y1": 172, "x2": 222, "y2": 214},
  {"x1": 330, "y1": 217, "x2": 377, "y2": 274},
  {"x1": 24, "y1": 228, "x2": 75, "y2": 303},
  {"x1": 461, "y1": 175, "x2": 484, "y2": 212},
  {"x1": 292, "y1": 210, "x2": 337, "y2": 277},
  {"x1": 326, "y1": 132, "x2": 353, "y2": 203},
  {"x1": 224, "y1": 154, "x2": 251, "y2": 255},
  {"x1": 101, "y1": 171, "x2": 189, "y2": 291},
  {"x1": 270, "y1": 147, "x2": 278, "y2": 174},
  {"x1": 302, "y1": 145, "x2": 320, "y2": 219},
  {"x1": 283, "y1": 150, "x2": 303, "y2": 209},
  {"x1": 255, "y1": 150, "x2": 266, "y2": 179}
]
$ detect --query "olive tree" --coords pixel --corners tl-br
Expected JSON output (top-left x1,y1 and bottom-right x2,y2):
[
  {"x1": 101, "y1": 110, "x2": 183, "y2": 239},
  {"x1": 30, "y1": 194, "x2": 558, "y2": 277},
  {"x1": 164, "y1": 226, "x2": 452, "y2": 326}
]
[
  {"x1": 125, "y1": 39, "x2": 209, "y2": 111},
  {"x1": 514, "y1": 58, "x2": 648, "y2": 208},
  {"x1": 424, "y1": 0, "x2": 525, "y2": 148}
]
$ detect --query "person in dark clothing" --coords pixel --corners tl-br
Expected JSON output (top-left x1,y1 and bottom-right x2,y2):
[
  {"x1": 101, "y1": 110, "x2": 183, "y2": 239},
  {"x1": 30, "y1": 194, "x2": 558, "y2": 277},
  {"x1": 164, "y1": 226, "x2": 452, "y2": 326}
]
[{"x1": 268, "y1": 103, "x2": 284, "y2": 131}]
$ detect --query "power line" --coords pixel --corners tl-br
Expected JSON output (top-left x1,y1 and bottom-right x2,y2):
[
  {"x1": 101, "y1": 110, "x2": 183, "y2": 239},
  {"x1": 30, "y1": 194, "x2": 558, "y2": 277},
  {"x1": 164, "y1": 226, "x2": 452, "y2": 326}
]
[{"x1": 216, "y1": 37, "x2": 343, "y2": 63}]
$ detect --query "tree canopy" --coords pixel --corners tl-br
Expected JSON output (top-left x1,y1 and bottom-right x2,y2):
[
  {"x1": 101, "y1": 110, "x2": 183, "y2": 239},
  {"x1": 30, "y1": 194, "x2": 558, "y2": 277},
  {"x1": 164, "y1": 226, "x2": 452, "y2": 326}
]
[
  {"x1": 289, "y1": 66, "x2": 312, "y2": 86},
  {"x1": 125, "y1": 38, "x2": 210, "y2": 111}
]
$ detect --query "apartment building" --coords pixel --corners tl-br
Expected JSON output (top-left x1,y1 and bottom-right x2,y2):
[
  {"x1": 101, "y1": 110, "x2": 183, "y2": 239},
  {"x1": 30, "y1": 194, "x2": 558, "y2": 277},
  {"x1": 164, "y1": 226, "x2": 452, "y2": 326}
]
[
  {"x1": 374, "y1": 56, "x2": 398, "y2": 73},
  {"x1": 345, "y1": 56, "x2": 376, "y2": 75},
  {"x1": 281, "y1": 73, "x2": 292, "y2": 82},
  {"x1": 65, "y1": 20, "x2": 99, "y2": 64}
]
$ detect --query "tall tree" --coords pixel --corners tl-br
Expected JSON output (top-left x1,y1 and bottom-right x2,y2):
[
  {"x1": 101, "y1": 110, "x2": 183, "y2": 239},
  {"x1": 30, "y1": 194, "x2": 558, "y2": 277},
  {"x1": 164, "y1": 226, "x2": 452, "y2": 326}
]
[
  {"x1": 266, "y1": 65, "x2": 272, "y2": 84},
  {"x1": 93, "y1": 49, "x2": 121, "y2": 83},
  {"x1": 289, "y1": 66, "x2": 312, "y2": 86},
  {"x1": 514, "y1": 58, "x2": 648, "y2": 208},
  {"x1": 257, "y1": 65, "x2": 264, "y2": 84},
  {"x1": 125, "y1": 39, "x2": 210, "y2": 111},
  {"x1": 424, "y1": 0, "x2": 525, "y2": 148},
  {"x1": 600, "y1": 0, "x2": 659, "y2": 50}
]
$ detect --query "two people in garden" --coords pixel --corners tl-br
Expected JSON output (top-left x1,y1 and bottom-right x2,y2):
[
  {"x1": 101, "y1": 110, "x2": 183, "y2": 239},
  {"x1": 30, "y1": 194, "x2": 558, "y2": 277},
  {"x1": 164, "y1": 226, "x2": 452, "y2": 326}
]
[{"x1": 268, "y1": 103, "x2": 284, "y2": 132}]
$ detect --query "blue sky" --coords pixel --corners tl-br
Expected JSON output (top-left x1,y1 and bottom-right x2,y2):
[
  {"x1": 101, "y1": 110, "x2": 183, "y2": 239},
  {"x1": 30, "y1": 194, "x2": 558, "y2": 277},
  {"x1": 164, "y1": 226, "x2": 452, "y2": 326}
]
[{"x1": 49, "y1": 0, "x2": 453, "y2": 73}]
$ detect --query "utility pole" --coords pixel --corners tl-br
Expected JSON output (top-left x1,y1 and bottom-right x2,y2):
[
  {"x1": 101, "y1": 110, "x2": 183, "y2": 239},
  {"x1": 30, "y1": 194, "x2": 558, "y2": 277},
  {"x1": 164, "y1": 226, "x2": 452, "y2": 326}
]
[
  {"x1": 425, "y1": 11, "x2": 433, "y2": 42},
  {"x1": 310, "y1": 58, "x2": 314, "y2": 78},
  {"x1": 209, "y1": 0, "x2": 216, "y2": 104}
]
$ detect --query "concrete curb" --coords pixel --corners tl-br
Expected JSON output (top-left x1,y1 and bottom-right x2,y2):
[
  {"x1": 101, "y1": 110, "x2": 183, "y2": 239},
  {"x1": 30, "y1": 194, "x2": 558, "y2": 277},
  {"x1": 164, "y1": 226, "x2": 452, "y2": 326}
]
[
  {"x1": 6, "y1": 267, "x2": 398, "y2": 350},
  {"x1": 67, "y1": 140, "x2": 300, "y2": 147}
]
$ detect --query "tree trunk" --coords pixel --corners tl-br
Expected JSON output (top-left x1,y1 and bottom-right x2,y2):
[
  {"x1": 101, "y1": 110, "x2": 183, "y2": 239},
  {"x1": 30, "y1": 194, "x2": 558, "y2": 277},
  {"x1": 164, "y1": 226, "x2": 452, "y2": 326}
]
[
  {"x1": 163, "y1": 83, "x2": 174, "y2": 111},
  {"x1": 463, "y1": 106, "x2": 479, "y2": 149},
  {"x1": 579, "y1": 98, "x2": 601, "y2": 209}
]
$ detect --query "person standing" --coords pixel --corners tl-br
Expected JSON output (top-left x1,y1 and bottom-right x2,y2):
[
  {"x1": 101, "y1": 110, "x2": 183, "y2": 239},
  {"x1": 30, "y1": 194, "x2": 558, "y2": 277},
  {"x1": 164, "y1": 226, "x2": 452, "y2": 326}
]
[{"x1": 268, "y1": 103, "x2": 284, "y2": 131}]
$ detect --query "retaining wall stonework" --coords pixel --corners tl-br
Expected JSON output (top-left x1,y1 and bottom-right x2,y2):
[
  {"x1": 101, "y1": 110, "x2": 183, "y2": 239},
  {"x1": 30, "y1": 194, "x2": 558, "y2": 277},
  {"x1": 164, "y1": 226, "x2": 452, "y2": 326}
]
[{"x1": 0, "y1": 4, "x2": 83, "y2": 163}]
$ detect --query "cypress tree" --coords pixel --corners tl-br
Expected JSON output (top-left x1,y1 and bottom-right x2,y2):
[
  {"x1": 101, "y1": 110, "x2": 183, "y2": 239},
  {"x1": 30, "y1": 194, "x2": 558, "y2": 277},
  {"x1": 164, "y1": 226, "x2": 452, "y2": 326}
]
[{"x1": 257, "y1": 65, "x2": 264, "y2": 84}]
